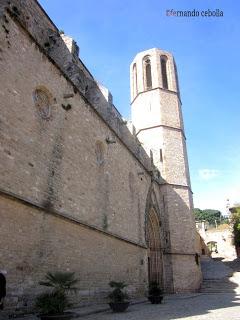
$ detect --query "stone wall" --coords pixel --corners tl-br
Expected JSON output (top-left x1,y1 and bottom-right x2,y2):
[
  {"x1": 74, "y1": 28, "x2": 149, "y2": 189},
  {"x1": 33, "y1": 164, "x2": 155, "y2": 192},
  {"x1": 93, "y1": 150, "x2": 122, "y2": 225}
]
[
  {"x1": 200, "y1": 225, "x2": 236, "y2": 260},
  {"x1": 0, "y1": 9, "x2": 153, "y2": 245},
  {"x1": 160, "y1": 185, "x2": 202, "y2": 291},
  {"x1": 0, "y1": 0, "x2": 152, "y2": 172},
  {"x1": 0, "y1": 194, "x2": 148, "y2": 308}
]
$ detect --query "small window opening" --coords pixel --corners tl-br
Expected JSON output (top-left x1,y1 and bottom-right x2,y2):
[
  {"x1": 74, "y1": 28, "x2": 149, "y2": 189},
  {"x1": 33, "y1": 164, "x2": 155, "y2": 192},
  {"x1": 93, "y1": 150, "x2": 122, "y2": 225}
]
[
  {"x1": 174, "y1": 60, "x2": 180, "y2": 93},
  {"x1": 160, "y1": 149, "x2": 163, "y2": 162},
  {"x1": 144, "y1": 57, "x2": 152, "y2": 90},
  {"x1": 161, "y1": 56, "x2": 168, "y2": 89},
  {"x1": 132, "y1": 63, "x2": 138, "y2": 98},
  {"x1": 95, "y1": 141, "x2": 105, "y2": 165}
]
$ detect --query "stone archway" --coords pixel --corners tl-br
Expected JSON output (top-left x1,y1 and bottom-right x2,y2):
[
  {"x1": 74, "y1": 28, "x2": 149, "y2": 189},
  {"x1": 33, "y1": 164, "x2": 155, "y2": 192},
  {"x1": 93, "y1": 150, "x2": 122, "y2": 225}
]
[
  {"x1": 207, "y1": 241, "x2": 218, "y2": 254},
  {"x1": 146, "y1": 208, "x2": 163, "y2": 285}
]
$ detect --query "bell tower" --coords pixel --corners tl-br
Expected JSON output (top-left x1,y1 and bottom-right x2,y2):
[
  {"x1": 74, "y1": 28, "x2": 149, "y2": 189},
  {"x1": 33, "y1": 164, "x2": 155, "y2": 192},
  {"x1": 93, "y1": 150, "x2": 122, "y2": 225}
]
[
  {"x1": 130, "y1": 48, "x2": 190, "y2": 186},
  {"x1": 130, "y1": 48, "x2": 202, "y2": 292}
]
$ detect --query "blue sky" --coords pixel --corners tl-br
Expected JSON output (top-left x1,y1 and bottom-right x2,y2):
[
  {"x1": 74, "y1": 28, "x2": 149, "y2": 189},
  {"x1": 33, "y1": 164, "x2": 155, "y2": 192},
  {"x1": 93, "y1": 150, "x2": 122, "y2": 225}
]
[{"x1": 39, "y1": 0, "x2": 240, "y2": 214}]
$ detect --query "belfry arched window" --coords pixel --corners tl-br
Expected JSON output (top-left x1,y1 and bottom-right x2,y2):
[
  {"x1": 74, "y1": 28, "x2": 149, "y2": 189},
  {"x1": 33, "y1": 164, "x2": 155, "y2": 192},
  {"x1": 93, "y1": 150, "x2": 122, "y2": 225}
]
[
  {"x1": 174, "y1": 60, "x2": 180, "y2": 93},
  {"x1": 132, "y1": 63, "x2": 138, "y2": 98},
  {"x1": 160, "y1": 55, "x2": 168, "y2": 89},
  {"x1": 143, "y1": 56, "x2": 152, "y2": 90}
]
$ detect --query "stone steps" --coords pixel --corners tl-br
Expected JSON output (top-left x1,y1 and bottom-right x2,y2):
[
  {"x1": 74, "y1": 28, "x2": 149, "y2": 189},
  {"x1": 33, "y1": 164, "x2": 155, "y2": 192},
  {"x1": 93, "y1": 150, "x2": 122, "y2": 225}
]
[
  {"x1": 199, "y1": 256, "x2": 240, "y2": 293},
  {"x1": 200, "y1": 278, "x2": 239, "y2": 293}
]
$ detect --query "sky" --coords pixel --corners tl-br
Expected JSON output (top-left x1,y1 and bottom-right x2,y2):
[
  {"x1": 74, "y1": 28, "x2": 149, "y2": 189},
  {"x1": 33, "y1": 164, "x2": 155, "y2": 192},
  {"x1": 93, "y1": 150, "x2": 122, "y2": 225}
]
[{"x1": 39, "y1": 0, "x2": 240, "y2": 214}]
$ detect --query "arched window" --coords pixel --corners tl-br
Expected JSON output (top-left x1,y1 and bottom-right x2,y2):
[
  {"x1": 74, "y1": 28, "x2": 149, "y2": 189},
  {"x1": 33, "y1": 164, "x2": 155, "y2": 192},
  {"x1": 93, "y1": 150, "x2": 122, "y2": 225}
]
[
  {"x1": 143, "y1": 56, "x2": 152, "y2": 90},
  {"x1": 33, "y1": 87, "x2": 52, "y2": 120},
  {"x1": 95, "y1": 141, "x2": 105, "y2": 165},
  {"x1": 174, "y1": 60, "x2": 180, "y2": 93},
  {"x1": 132, "y1": 63, "x2": 138, "y2": 98},
  {"x1": 160, "y1": 56, "x2": 168, "y2": 89}
]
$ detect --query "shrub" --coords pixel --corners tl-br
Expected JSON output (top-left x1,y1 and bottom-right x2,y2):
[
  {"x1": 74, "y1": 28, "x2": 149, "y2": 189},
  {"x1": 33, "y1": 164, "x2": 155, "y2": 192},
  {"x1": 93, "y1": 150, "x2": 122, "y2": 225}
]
[
  {"x1": 108, "y1": 281, "x2": 129, "y2": 303},
  {"x1": 35, "y1": 291, "x2": 69, "y2": 315},
  {"x1": 230, "y1": 207, "x2": 240, "y2": 246},
  {"x1": 39, "y1": 272, "x2": 78, "y2": 293},
  {"x1": 148, "y1": 281, "x2": 163, "y2": 296},
  {"x1": 35, "y1": 272, "x2": 78, "y2": 315}
]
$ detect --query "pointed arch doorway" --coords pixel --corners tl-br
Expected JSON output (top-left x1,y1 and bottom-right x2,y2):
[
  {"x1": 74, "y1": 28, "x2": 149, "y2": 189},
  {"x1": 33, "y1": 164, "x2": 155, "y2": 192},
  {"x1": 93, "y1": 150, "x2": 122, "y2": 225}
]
[{"x1": 146, "y1": 208, "x2": 163, "y2": 286}]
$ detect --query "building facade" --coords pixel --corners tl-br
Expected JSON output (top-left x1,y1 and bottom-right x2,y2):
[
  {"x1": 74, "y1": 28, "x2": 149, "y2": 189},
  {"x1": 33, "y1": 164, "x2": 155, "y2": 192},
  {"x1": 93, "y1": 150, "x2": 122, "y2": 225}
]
[{"x1": 0, "y1": 0, "x2": 201, "y2": 310}]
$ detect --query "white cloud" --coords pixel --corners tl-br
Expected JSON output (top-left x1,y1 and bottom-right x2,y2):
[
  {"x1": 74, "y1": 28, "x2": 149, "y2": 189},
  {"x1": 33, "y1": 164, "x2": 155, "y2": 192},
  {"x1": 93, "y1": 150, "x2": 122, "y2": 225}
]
[{"x1": 198, "y1": 169, "x2": 220, "y2": 181}]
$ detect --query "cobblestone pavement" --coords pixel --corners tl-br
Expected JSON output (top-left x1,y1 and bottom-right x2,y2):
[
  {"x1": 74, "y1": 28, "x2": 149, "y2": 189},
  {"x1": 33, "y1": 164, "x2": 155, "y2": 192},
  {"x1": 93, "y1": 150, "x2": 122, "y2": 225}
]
[
  {"x1": 2, "y1": 293, "x2": 240, "y2": 320},
  {"x1": 67, "y1": 257, "x2": 240, "y2": 319},
  {"x1": 201, "y1": 256, "x2": 233, "y2": 279},
  {"x1": 81, "y1": 293, "x2": 240, "y2": 320}
]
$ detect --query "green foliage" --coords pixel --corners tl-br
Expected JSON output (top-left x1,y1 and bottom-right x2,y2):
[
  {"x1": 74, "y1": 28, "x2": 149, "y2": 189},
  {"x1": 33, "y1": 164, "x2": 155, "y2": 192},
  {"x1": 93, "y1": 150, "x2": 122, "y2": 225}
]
[
  {"x1": 194, "y1": 208, "x2": 202, "y2": 217},
  {"x1": 148, "y1": 281, "x2": 163, "y2": 296},
  {"x1": 35, "y1": 291, "x2": 69, "y2": 315},
  {"x1": 231, "y1": 207, "x2": 240, "y2": 215},
  {"x1": 35, "y1": 272, "x2": 78, "y2": 315},
  {"x1": 39, "y1": 272, "x2": 78, "y2": 293},
  {"x1": 194, "y1": 208, "x2": 222, "y2": 225},
  {"x1": 231, "y1": 207, "x2": 240, "y2": 246},
  {"x1": 108, "y1": 281, "x2": 129, "y2": 303},
  {"x1": 221, "y1": 218, "x2": 230, "y2": 225}
]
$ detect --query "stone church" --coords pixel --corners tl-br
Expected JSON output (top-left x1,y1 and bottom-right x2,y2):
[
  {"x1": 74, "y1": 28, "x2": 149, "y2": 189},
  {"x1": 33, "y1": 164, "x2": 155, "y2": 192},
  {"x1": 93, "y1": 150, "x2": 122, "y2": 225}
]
[{"x1": 0, "y1": 0, "x2": 202, "y2": 310}]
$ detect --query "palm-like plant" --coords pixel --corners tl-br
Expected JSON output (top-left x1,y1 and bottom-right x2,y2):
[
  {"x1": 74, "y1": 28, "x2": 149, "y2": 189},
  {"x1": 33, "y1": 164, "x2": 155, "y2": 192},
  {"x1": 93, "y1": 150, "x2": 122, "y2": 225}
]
[
  {"x1": 108, "y1": 281, "x2": 129, "y2": 303},
  {"x1": 108, "y1": 281, "x2": 130, "y2": 312},
  {"x1": 35, "y1": 272, "x2": 79, "y2": 317},
  {"x1": 35, "y1": 291, "x2": 69, "y2": 315},
  {"x1": 39, "y1": 272, "x2": 78, "y2": 293},
  {"x1": 148, "y1": 281, "x2": 163, "y2": 304},
  {"x1": 148, "y1": 281, "x2": 163, "y2": 296}
]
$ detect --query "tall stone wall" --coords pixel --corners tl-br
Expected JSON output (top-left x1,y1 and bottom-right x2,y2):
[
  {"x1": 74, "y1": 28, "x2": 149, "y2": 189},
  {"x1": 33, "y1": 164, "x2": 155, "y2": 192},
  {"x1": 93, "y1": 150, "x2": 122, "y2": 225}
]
[
  {"x1": 161, "y1": 185, "x2": 202, "y2": 291},
  {"x1": 0, "y1": 9, "x2": 152, "y2": 245},
  {"x1": 0, "y1": 194, "x2": 148, "y2": 308},
  {"x1": 0, "y1": 0, "x2": 152, "y2": 172}
]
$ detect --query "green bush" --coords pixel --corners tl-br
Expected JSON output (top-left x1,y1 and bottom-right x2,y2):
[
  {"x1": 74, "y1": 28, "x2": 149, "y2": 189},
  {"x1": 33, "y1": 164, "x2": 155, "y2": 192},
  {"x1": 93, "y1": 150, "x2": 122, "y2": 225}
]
[
  {"x1": 148, "y1": 281, "x2": 163, "y2": 296},
  {"x1": 39, "y1": 272, "x2": 78, "y2": 293},
  {"x1": 230, "y1": 207, "x2": 240, "y2": 246},
  {"x1": 35, "y1": 272, "x2": 78, "y2": 315},
  {"x1": 35, "y1": 291, "x2": 69, "y2": 315},
  {"x1": 108, "y1": 281, "x2": 129, "y2": 303}
]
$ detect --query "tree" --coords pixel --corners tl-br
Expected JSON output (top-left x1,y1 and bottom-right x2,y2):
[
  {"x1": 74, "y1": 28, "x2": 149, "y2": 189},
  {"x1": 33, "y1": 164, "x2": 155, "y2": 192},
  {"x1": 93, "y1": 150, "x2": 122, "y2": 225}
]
[
  {"x1": 230, "y1": 207, "x2": 240, "y2": 247},
  {"x1": 194, "y1": 208, "x2": 222, "y2": 225}
]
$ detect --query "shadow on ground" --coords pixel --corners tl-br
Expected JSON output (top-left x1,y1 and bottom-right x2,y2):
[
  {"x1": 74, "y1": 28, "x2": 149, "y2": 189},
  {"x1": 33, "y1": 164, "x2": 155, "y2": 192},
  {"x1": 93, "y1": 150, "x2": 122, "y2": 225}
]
[
  {"x1": 223, "y1": 258, "x2": 240, "y2": 272},
  {"x1": 81, "y1": 257, "x2": 240, "y2": 320}
]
